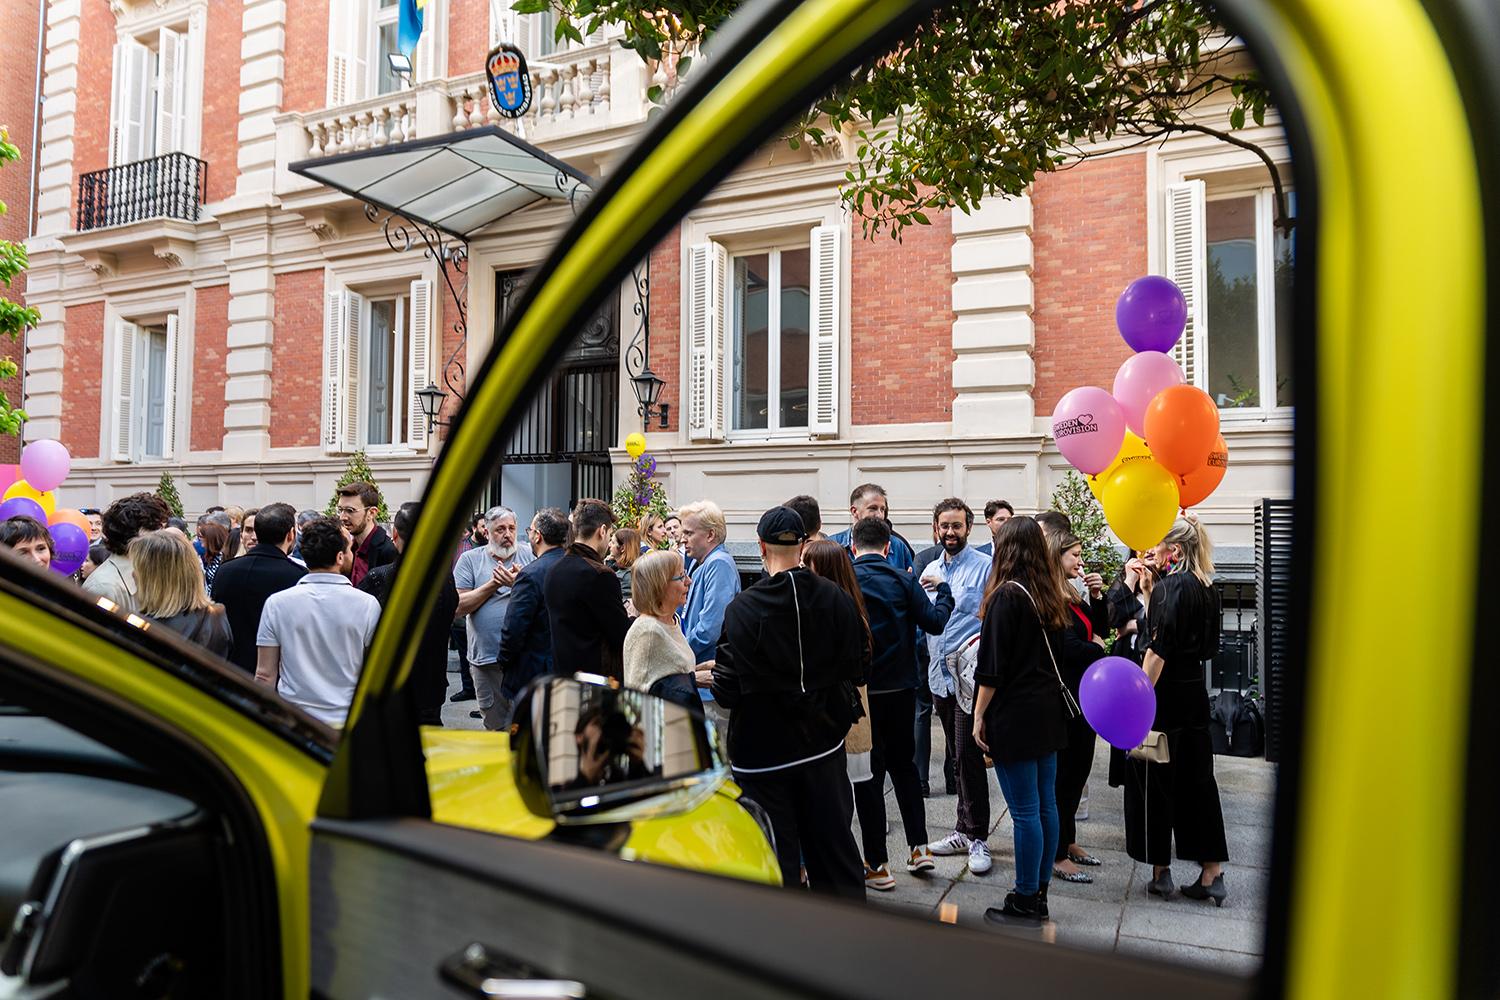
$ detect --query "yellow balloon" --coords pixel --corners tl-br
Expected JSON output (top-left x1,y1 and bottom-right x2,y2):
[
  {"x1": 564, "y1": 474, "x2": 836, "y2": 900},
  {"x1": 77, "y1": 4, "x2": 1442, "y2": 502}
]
[
  {"x1": 1100, "y1": 458, "x2": 1180, "y2": 551},
  {"x1": 624, "y1": 432, "x2": 647, "y2": 459},
  {"x1": 2, "y1": 479, "x2": 56, "y2": 518},
  {"x1": 1088, "y1": 431, "x2": 1152, "y2": 501}
]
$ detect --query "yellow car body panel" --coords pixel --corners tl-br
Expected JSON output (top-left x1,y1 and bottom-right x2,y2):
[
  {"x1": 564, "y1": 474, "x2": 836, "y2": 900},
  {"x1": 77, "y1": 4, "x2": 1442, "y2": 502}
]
[{"x1": 421, "y1": 727, "x2": 782, "y2": 885}]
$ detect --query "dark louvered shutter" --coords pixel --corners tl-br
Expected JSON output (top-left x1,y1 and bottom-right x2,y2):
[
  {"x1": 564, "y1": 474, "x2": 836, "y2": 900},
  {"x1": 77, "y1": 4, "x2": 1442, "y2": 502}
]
[{"x1": 1256, "y1": 499, "x2": 1295, "y2": 763}]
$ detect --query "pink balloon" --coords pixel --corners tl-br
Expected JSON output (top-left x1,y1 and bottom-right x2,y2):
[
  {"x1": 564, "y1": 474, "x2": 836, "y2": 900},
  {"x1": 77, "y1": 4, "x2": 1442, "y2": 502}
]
[
  {"x1": 20, "y1": 440, "x2": 71, "y2": 493},
  {"x1": 1052, "y1": 386, "x2": 1126, "y2": 476},
  {"x1": 1113, "y1": 351, "x2": 1185, "y2": 438},
  {"x1": 0, "y1": 464, "x2": 17, "y2": 496}
]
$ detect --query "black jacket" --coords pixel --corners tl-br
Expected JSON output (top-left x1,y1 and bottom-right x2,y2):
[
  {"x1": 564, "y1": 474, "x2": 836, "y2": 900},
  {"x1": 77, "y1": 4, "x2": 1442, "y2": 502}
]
[
  {"x1": 973, "y1": 583, "x2": 1070, "y2": 763},
  {"x1": 496, "y1": 546, "x2": 564, "y2": 699},
  {"x1": 1060, "y1": 601, "x2": 1108, "y2": 692},
  {"x1": 359, "y1": 552, "x2": 460, "y2": 725},
  {"x1": 352, "y1": 526, "x2": 399, "y2": 586},
  {"x1": 209, "y1": 544, "x2": 307, "y2": 672},
  {"x1": 852, "y1": 553, "x2": 953, "y2": 692},
  {"x1": 711, "y1": 567, "x2": 870, "y2": 772},
  {"x1": 543, "y1": 544, "x2": 632, "y2": 681}
]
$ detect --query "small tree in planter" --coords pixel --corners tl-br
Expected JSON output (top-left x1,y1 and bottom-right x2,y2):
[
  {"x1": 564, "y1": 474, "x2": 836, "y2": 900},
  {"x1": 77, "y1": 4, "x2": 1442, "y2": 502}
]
[
  {"x1": 155, "y1": 471, "x2": 185, "y2": 519},
  {"x1": 1050, "y1": 470, "x2": 1125, "y2": 586},
  {"x1": 611, "y1": 452, "x2": 673, "y2": 535},
  {"x1": 325, "y1": 450, "x2": 390, "y2": 522}
]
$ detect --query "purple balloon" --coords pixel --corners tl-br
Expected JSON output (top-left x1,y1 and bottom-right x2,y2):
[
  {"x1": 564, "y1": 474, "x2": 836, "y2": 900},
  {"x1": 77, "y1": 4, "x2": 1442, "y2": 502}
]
[
  {"x1": 1079, "y1": 656, "x2": 1157, "y2": 750},
  {"x1": 48, "y1": 521, "x2": 89, "y2": 575},
  {"x1": 0, "y1": 496, "x2": 47, "y2": 523},
  {"x1": 1116, "y1": 275, "x2": 1187, "y2": 354},
  {"x1": 1113, "y1": 351, "x2": 1185, "y2": 438},
  {"x1": 1051, "y1": 386, "x2": 1126, "y2": 476},
  {"x1": 19, "y1": 439, "x2": 71, "y2": 493}
]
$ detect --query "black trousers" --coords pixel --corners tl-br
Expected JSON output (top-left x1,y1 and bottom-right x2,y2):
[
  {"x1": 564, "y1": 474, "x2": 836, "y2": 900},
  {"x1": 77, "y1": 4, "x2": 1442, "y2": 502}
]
[
  {"x1": 934, "y1": 692, "x2": 989, "y2": 839},
  {"x1": 450, "y1": 623, "x2": 474, "y2": 696},
  {"x1": 734, "y1": 749, "x2": 864, "y2": 899},
  {"x1": 1122, "y1": 726, "x2": 1230, "y2": 867},
  {"x1": 1054, "y1": 712, "x2": 1097, "y2": 860},
  {"x1": 852, "y1": 690, "x2": 930, "y2": 865},
  {"x1": 914, "y1": 673, "x2": 936, "y2": 787}
]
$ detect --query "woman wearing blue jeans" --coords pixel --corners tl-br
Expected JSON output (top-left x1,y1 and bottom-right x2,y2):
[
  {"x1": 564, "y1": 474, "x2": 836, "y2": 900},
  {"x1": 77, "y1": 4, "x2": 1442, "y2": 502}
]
[{"x1": 972, "y1": 516, "x2": 1076, "y2": 923}]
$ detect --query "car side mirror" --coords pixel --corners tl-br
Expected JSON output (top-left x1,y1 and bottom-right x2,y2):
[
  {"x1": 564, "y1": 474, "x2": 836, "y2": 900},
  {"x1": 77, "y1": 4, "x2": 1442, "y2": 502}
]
[{"x1": 509, "y1": 674, "x2": 727, "y2": 825}]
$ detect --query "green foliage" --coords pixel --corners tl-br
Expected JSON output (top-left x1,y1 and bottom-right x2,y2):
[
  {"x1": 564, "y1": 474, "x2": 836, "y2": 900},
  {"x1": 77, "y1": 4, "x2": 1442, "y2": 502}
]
[
  {"x1": 156, "y1": 471, "x2": 186, "y2": 519},
  {"x1": 325, "y1": 450, "x2": 391, "y2": 522},
  {"x1": 611, "y1": 453, "x2": 673, "y2": 535},
  {"x1": 1051, "y1": 470, "x2": 1123, "y2": 586},
  {"x1": 530, "y1": 0, "x2": 1274, "y2": 240},
  {"x1": 0, "y1": 126, "x2": 35, "y2": 437}
]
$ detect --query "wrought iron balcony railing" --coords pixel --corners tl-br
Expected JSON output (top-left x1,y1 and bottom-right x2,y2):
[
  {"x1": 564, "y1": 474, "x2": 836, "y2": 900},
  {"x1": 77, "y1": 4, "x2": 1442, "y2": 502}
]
[{"x1": 76, "y1": 151, "x2": 208, "y2": 232}]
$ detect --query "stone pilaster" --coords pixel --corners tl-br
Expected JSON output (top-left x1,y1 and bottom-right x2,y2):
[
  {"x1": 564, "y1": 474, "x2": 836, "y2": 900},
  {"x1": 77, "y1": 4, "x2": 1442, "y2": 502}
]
[
  {"x1": 235, "y1": 0, "x2": 286, "y2": 198},
  {"x1": 949, "y1": 195, "x2": 1036, "y2": 436}
]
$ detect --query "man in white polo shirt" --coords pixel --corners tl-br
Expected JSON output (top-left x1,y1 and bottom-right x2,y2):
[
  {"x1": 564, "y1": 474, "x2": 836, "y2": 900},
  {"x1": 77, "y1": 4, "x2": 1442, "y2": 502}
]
[{"x1": 254, "y1": 516, "x2": 381, "y2": 727}]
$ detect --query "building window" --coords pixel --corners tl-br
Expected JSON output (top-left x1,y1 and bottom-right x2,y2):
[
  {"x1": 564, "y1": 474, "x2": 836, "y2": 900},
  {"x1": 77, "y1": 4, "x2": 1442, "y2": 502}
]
[
  {"x1": 110, "y1": 316, "x2": 181, "y2": 462},
  {"x1": 1165, "y1": 179, "x2": 1294, "y2": 413},
  {"x1": 324, "y1": 280, "x2": 435, "y2": 453},
  {"x1": 731, "y1": 248, "x2": 811, "y2": 432},
  {"x1": 108, "y1": 27, "x2": 189, "y2": 164},
  {"x1": 373, "y1": 0, "x2": 404, "y2": 97},
  {"x1": 686, "y1": 226, "x2": 841, "y2": 442}
]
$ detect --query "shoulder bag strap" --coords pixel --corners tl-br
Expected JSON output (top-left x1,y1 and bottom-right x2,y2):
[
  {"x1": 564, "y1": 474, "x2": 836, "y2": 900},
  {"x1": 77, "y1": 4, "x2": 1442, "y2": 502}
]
[{"x1": 1007, "y1": 581, "x2": 1081, "y2": 718}]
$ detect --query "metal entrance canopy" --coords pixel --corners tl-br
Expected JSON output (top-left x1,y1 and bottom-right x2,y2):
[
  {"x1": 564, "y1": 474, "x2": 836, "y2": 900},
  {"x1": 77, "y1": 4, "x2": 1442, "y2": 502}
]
[{"x1": 289, "y1": 125, "x2": 592, "y2": 240}]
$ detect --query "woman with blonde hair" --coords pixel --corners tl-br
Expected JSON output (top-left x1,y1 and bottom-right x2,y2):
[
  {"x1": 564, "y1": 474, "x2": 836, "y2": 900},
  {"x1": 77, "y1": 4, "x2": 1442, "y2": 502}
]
[
  {"x1": 130, "y1": 529, "x2": 233, "y2": 658},
  {"x1": 638, "y1": 513, "x2": 670, "y2": 552},
  {"x1": 1125, "y1": 515, "x2": 1229, "y2": 905},
  {"x1": 622, "y1": 549, "x2": 697, "y2": 707}
]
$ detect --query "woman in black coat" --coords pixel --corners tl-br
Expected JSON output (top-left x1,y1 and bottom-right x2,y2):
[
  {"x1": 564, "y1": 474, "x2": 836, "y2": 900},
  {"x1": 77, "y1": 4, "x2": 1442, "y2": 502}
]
[
  {"x1": 1049, "y1": 531, "x2": 1109, "y2": 885},
  {"x1": 972, "y1": 516, "x2": 1076, "y2": 923},
  {"x1": 1123, "y1": 516, "x2": 1230, "y2": 905}
]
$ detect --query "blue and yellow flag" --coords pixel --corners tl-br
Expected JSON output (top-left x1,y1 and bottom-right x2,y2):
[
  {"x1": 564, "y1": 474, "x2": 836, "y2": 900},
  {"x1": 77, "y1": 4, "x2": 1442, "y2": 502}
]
[{"x1": 398, "y1": 0, "x2": 428, "y2": 59}]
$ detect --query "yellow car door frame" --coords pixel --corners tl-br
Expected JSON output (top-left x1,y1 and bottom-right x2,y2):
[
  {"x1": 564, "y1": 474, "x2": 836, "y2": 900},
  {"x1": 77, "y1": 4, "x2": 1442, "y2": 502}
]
[{"x1": 312, "y1": 0, "x2": 1497, "y2": 996}]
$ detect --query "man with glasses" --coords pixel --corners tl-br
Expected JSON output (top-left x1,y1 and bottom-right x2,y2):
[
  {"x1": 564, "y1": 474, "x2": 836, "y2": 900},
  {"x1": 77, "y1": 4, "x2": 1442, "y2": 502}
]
[
  {"x1": 335, "y1": 482, "x2": 397, "y2": 588},
  {"x1": 454, "y1": 506, "x2": 535, "y2": 730}
]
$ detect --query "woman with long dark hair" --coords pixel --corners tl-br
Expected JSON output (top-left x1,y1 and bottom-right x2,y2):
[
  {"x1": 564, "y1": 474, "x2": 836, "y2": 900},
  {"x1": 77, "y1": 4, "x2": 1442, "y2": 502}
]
[
  {"x1": 1125, "y1": 516, "x2": 1230, "y2": 904},
  {"x1": 972, "y1": 516, "x2": 1075, "y2": 922},
  {"x1": 196, "y1": 520, "x2": 229, "y2": 590},
  {"x1": 1049, "y1": 531, "x2": 1108, "y2": 885}
]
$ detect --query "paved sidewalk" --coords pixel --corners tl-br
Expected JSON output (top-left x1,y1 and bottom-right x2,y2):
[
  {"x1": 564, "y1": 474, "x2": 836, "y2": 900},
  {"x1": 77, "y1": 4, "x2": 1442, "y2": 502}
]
[{"x1": 860, "y1": 737, "x2": 1273, "y2": 977}]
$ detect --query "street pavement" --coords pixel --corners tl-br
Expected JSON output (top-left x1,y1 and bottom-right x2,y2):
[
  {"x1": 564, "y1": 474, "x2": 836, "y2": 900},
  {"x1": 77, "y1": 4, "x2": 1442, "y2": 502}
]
[{"x1": 440, "y1": 659, "x2": 1272, "y2": 977}]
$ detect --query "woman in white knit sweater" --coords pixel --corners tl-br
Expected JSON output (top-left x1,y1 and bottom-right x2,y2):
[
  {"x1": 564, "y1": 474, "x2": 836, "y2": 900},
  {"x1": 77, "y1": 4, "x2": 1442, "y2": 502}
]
[{"x1": 623, "y1": 550, "x2": 697, "y2": 707}]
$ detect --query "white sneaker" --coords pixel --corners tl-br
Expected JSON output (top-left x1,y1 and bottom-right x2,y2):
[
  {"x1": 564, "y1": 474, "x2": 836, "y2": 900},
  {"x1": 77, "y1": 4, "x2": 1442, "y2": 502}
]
[
  {"x1": 929, "y1": 831, "x2": 972, "y2": 856},
  {"x1": 968, "y1": 839, "x2": 993, "y2": 875}
]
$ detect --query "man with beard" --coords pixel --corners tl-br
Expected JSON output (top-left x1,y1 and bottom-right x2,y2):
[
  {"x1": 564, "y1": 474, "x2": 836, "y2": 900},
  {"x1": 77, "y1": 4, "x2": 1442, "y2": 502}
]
[
  {"x1": 454, "y1": 506, "x2": 534, "y2": 729},
  {"x1": 917, "y1": 498, "x2": 996, "y2": 876},
  {"x1": 448, "y1": 512, "x2": 490, "y2": 705},
  {"x1": 335, "y1": 482, "x2": 397, "y2": 587}
]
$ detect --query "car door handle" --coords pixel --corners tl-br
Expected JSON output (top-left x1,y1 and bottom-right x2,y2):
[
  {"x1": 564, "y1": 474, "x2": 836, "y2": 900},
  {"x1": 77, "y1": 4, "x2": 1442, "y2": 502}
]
[{"x1": 440, "y1": 942, "x2": 587, "y2": 999}]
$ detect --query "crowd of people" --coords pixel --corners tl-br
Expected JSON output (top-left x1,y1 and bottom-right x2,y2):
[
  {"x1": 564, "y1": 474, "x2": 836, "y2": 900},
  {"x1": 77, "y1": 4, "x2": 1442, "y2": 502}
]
[{"x1": 0, "y1": 477, "x2": 1231, "y2": 920}]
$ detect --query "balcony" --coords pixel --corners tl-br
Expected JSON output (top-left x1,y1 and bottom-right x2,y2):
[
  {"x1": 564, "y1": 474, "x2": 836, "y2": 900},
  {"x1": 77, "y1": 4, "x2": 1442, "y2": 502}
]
[{"x1": 76, "y1": 151, "x2": 208, "y2": 232}]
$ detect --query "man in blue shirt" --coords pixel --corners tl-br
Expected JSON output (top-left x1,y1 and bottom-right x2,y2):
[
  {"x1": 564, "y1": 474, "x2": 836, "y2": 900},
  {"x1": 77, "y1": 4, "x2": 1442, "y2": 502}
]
[
  {"x1": 828, "y1": 483, "x2": 914, "y2": 572},
  {"x1": 917, "y1": 498, "x2": 996, "y2": 875},
  {"x1": 679, "y1": 499, "x2": 740, "y2": 665},
  {"x1": 972, "y1": 499, "x2": 1015, "y2": 557}
]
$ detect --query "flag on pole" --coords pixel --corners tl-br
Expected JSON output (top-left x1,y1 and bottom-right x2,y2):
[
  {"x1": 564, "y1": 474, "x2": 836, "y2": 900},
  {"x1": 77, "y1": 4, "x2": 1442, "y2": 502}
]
[{"x1": 399, "y1": 0, "x2": 428, "y2": 59}]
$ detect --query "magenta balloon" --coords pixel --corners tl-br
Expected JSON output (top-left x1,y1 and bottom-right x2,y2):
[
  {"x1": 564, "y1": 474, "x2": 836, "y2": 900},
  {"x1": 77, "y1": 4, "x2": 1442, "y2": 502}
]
[
  {"x1": 1116, "y1": 275, "x2": 1188, "y2": 354},
  {"x1": 1079, "y1": 656, "x2": 1158, "y2": 750},
  {"x1": 0, "y1": 496, "x2": 47, "y2": 523},
  {"x1": 1051, "y1": 386, "x2": 1126, "y2": 476},
  {"x1": 1112, "y1": 351, "x2": 1185, "y2": 437},
  {"x1": 19, "y1": 439, "x2": 71, "y2": 493},
  {"x1": 48, "y1": 521, "x2": 89, "y2": 575}
]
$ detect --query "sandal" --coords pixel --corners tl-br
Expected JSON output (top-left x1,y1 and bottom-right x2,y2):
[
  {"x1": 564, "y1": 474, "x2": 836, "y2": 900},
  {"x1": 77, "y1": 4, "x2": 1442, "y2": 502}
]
[
  {"x1": 1052, "y1": 866, "x2": 1094, "y2": 884},
  {"x1": 1068, "y1": 851, "x2": 1102, "y2": 867}
]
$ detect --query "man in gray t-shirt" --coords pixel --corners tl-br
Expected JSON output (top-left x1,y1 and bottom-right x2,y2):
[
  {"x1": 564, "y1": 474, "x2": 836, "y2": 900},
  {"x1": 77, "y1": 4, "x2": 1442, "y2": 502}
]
[{"x1": 453, "y1": 506, "x2": 534, "y2": 728}]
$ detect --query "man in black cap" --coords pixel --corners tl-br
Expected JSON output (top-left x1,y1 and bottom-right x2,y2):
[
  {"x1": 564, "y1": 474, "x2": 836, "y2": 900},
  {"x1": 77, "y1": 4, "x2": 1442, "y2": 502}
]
[{"x1": 711, "y1": 505, "x2": 869, "y2": 898}]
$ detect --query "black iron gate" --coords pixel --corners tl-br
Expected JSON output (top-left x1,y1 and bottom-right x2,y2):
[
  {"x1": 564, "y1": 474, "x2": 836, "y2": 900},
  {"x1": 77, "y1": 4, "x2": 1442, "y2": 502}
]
[{"x1": 488, "y1": 271, "x2": 619, "y2": 510}]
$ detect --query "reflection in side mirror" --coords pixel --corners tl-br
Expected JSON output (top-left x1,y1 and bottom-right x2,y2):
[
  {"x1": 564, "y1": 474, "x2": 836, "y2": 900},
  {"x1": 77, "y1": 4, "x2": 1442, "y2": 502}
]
[{"x1": 510, "y1": 674, "x2": 727, "y2": 825}]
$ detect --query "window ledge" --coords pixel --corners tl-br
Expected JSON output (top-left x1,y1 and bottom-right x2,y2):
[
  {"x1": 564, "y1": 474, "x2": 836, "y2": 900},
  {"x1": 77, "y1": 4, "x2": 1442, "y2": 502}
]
[{"x1": 59, "y1": 217, "x2": 202, "y2": 277}]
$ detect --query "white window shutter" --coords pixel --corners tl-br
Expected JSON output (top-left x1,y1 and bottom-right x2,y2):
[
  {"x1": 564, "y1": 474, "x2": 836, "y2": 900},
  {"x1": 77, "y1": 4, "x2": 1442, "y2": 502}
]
[
  {"x1": 687, "y1": 241, "x2": 727, "y2": 442},
  {"x1": 111, "y1": 322, "x2": 139, "y2": 462},
  {"x1": 155, "y1": 27, "x2": 186, "y2": 155},
  {"x1": 327, "y1": 0, "x2": 363, "y2": 106},
  {"x1": 161, "y1": 314, "x2": 180, "y2": 459},
  {"x1": 109, "y1": 42, "x2": 125, "y2": 166},
  {"x1": 340, "y1": 290, "x2": 365, "y2": 452},
  {"x1": 109, "y1": 39, "x2": 152, "y2": 166},
  {"x1": 1165, "y1": 179, "x2": 1207, "y2": 387},
  {"x1": 407, "y1": 279, "x2": 434, "y2": 448},
  {"x1": 489, "y1": 0, "x2": 519, "y2": 45},
  {"x1": 323, "y1": 291, "x2": 344, "y2": 453},
  {"x1": 808, "y1": 224, "x2": 842, "y2": 437}
]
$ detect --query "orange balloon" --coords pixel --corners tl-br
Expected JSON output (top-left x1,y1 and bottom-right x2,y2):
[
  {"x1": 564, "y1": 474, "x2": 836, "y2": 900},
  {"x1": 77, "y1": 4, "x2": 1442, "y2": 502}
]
[
  {"x1": 1143, "y1": 384, "x2": 1220, "y2": 476},
  {"x1": 49, "y1": 507, "x2": 91, "y2": 536},
  {"x1": 1178, "y1": 435, "x2": 1229, "y2": 508}
]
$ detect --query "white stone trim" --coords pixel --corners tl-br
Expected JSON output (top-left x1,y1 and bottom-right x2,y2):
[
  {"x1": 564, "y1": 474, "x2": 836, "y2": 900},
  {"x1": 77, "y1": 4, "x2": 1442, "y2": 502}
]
[{"x1": 949, "y1": 195, "x2": 1034, "y2": 436}]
